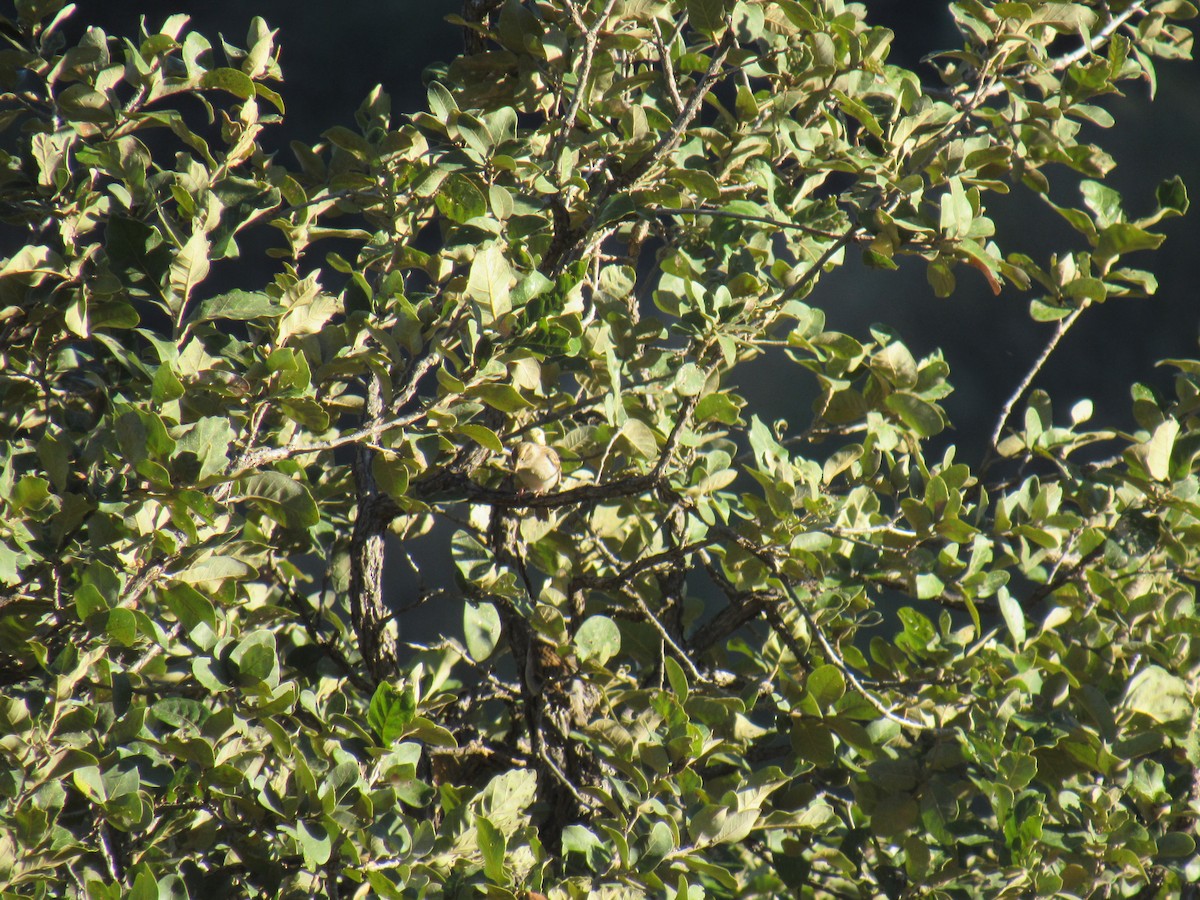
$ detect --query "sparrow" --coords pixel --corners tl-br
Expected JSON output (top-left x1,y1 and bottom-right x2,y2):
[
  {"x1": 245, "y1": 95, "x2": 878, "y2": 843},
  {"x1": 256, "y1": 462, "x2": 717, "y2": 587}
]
[{"x1": 513, "y1": 439, "x2": 561, "y2": 494}]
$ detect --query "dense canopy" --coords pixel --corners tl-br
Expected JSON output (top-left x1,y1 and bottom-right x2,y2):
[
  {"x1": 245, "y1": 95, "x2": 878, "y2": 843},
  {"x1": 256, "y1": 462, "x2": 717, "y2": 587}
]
[{"x1": 1, "y1": 0, "x2": 1198, "y2": 896}]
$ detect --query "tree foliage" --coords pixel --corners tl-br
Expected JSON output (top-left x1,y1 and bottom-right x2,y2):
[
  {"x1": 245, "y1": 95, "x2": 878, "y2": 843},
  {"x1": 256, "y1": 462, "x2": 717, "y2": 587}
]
[{"x1": 2, "y1": 0, "x2": 1199, "y2": 896}]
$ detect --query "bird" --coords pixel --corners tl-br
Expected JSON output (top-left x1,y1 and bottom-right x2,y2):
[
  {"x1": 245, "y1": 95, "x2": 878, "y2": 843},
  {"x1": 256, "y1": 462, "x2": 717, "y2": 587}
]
[{"x1": 513, "y1": 438, "x2": 561, "y2": 494}]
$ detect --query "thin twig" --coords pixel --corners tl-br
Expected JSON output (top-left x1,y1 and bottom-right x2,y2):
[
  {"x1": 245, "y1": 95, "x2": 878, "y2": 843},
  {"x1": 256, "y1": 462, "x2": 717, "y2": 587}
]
[
  {"x1": 229, "y1": 352, "x2": 441, "y2": 478},
  {"x1": 228, "y1": 407, "x2": 425, "y2": 477},
  {"x1": 574, "y1": 539, "x2": 715, "y2": 592},
  {"x1": 538, "y1": 743, "x2": 595, "y2": 809},
  {"x1": 778, "y1": 225, "x2": 859, "y2": 303},
  {"x1": 984, "y1": 305, "x2": 1085, "y2": 467},
  {"x1": 98, "y1": 822, "x2": 121, "y2": 881},
  {"x1": 651, "y1": 17, "x2": 683, "y2": 113},
  {"x1": 630, "y1": 591, "x2": 703, "y2": 682},
  {"x1": 281, "y1": 575, "x2": 374, "y2": 693},
  {"x1": 556, "y1": 0, "x2": 619, "y2": 149},
  {"x1": 1054, "y1": 0, "x2": 1149, "y2": 71},
  {"x1": 969, "y1": 1, "x2": 1150, "y2": 103},
  {"x1": 789, "y1": 588, "x2": 941, "y2": 733},
  {"x1": 654, "y1": 391, "x2": 702, "y2": 479},
  {"x1": 547, "y1": 26, "x2": 735, "y2": 274},
  {"x1": 656, "y1": 206, "x2": 848, "y2": 240}
]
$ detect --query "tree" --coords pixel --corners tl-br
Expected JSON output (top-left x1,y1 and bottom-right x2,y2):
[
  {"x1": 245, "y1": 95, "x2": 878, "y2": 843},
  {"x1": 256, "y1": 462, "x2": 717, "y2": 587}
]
[{"x1": 1, "y1": 0, "x2": 1198, "y2": 895}]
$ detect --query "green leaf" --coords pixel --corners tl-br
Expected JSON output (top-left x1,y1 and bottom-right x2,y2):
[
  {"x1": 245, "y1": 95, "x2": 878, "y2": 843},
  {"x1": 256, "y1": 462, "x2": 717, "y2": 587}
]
[
  {"x1": 873, "y1": 342, "x2": 918, "y2": 389},
  {"x1": 1128, "y1": 417, "x2": 1179, "y2": 481},
  {"x1": 1080, "y1": 180, "x2": 1124, "y2": 228},
  {"x1": 296, "y1": 819, "x2": 332, "y2": 867},
  {"x1": 562, "y1": 825, "x2": 608, "y2": 871},
  {"x1": 476, "y1": 815, "x2": 507, "y2": 884},
  {"x1": 926, "y1": 259, "x2": 956, "y2": 297},
  {"x1": 674, "y1": 362, "x2": 708, "y2": 396},
  {"x1": 189, "y1": 290, "x2": 282, "y2": 324},
  {"x1": 238, "y1": 471, "x2": 320, "y2": 530},
  {"x1": 1154, "y1": 175, "x2": 1189, "y2": 217},
  {"x1": 1096, "y1": 222, "x2": 1165, "y2": 263},
  {"x1": 427, "y1": 81, "x2": 458, "y2": 122},
  {"x1": 476, "y1": 768, "x2": 538, "y2": 834},
  {"x1": 1122, "y1": 665, "x2": 1192, "y2": 723},
  {"x1": 997, "y1": 586, "x2": 1027, "y2": 647},
  {"x1": 472, "y1": 383, "x2": 532, "y2": 412},
  {"x1": 435, "y1": 172, "x2": 487, "y2": 223},
  {"x1": 229, "y1": 630, "x2": 278, "y2": 687},
  {"x1": 369, "y1": 682, "x2": 416, "y2": 744},
  {"x1": 807, "y1": 664, "x2": 845, "y2": 710},
  {"x1": 173, "y1": 554, "x2": 256, "y2": 584},
  {"x1": 691, "y1": 805, "x2": 759, "y2": 847},
  {"x1": 162, "y1": 582, "x2": 217, "y2": 636},
  {"x1": 201, "y1": 66, "x2": 256, "y2": 99},
  {"x1": 619, "y1": 418, "x2": 658, "y2": 459},
  {"x1": 128, "y1": 870, "x2": 159, "y2": 900},
  {"x1": 664, "y1": 655, "x2": 689, "y2": 704},
  {"x1": 173, "y1": 416, "x2": 235, "y2": 482},
  {"x1": 57, "y1": 84, "x2": 113, "y2": 124},
  {"x1": 695, "y1": 392, "x2": 741, "y2": 425},
  {"x1": 574, "y1": 615, "x2": 620, "y2": 665},
  {"x1": 885, "y1": 392, "x2": 945, "y2": 437},
  {"x1": 324, "y1": 125, "x2": 372, "y2": 160},
  {"x1": 118, "y1": 409, "x2": 175, "y2": 463},
  {"x1": 1031, "y1": 2, "x2": 1098, "y2": 29},
  {"x1": 276, "y1": 287, "x2": 340, "y2": 344},
  {"x1": 464, "y1": 601, "x2": 502, "y2": 661},
  {"x1": 169, "y1": 231, "x2": 211, "y2": 308},
  {"x1": 687, "y1": 0, "x2": 729, "y2": 36},
  {"x1": 1156, "y1": 832, "x2": 1197, "y2": 858},
  {"x1": 456, "y1": 423, "x2": 504, "y2": 452},
  {"x1": 466, "y1": 245, "x2": 513, "y2": 325},
  {"x1": 75, "y1": 584, "x2": 108, "y2": 620},
  {"x1": 105, "y1": 608, "x2": 138, "y2": 647}
]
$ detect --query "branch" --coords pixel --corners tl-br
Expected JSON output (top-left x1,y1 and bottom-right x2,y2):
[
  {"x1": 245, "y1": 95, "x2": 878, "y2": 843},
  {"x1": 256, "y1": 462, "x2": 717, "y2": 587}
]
[
  {"x1": 983, "y1": 304, "x2": 1085, "y2": 471},
  {"x1": 628, "y1": 588, "x2": 703, "y2": 682},
  {"x1": 279, "y1": 572, "x2": 374, "y2": 693},
  {"x1": 655, "y1": 206, "x2": 849, "y2": 240},
  {"x1": 228, "y1": 351, "x2": 441, "y2": 478},
  {"x1": 706, "y1": 524, "x2": 946, "y2": 732},
  {"x1": 555, "y1": 0, "x2": 619, "y2": 149},
  {"x1": 965, "y1": 1, "x2": 1150, "y2": 104},
  {"x1": 617, "y1": 27, "x2": 734, "y2": 190},
  {"x1": 654, "y1": 391, "x2": 702, "y2": 480},
  {"x1": 791, "y1": 586, "x2": 946, "y2": 733},
  {"x1": 348, "y1": 372, "x2": 398, "y2": 682},
  {"x1": 778, "y1": 225, "x2": 860, "y2": 303},
  {"x1": 1053, "y1": 0, "x2": 1150, "y2": 71},
  {"x1": 651, "y1": 17, "x2": 683, "y2": 113},
  {"x1": 545, "y1": 26, "x2": 735, "y2": 274},
  {"x1": 572, "y1": 539, "x2": 715, "y2": 592},
  {"x1": 687, "y1": 582, "x2": 774, "y2": 654}
]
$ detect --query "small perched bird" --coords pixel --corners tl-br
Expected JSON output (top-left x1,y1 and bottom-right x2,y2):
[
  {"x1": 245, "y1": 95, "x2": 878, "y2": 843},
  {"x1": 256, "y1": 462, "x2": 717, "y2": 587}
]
[{"x1": 513, "y1": 439, "x2": 561, "y2": 494}]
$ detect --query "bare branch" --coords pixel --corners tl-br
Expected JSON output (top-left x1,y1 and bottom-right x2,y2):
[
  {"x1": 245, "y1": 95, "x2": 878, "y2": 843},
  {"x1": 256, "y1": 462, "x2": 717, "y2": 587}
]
[
  {"x1": 787, "y1": 586, "x2": 946, "y2": 733},
  {"x1": 651, "y1": 17, "x2": 683, "y2": 113},
  {"x1": 656, "y1": 206, "x2": 850, "y2": 240},
  {"x1": 983, "y1": 304, "x2": 1085, "y2": 470},
  {"x1": 630, "y1": 589, "x2": 703, "y2": 682},
  {"x1": 229, "y1": 351, "x2": 442, "y2": 478},
  {"x1": 555, "y1": 0, "x2": 620, "y2": 150},
  {"x1": 1054, "y1": 0, "x2": 1150, "y2": 71}
]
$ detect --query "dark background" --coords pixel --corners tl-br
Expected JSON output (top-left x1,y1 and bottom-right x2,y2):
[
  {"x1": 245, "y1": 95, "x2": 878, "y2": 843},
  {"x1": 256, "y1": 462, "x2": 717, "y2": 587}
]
[{"x1": 22, "y1": 0, "x2": 1198, "y2": 641}]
